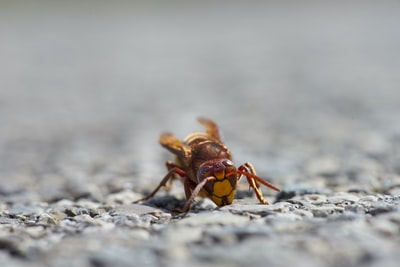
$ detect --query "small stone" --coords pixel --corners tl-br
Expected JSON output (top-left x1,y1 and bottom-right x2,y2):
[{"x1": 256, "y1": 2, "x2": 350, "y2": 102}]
[
  {"x1": 48, "y1": 209, "x2": 68, "y2": 222},
  {"x1": 367, "y1": 202, "x2": 396, "y2": 216},
  {"x1": 176, "y1": 211, "x2": 249, "y2": 226},
  {"x1": 128, "y1": 229, "x2": 151, "y2": 240},
  {"x1": 327, "y1": 211, "x2": 365, "y2": 221},
  {"x1": 113, "y1": 204, "x2": 170, "y2": 218},
  {"x1": 276, "y1": 188, "x2": 331, "y2": 202},
  {"x1": 89, "y1": 245, "x2": 157, "y2": 267},
  {"x1": 105, "y1": 190, "x2": 142, "y2": 205},
  {"x1": 262, "y1": 213, "x2": 306, "y2": 233},
  {"x1": 109, "y1": 214, "x2": 141, "y2": 228},
  {"x1": 293, "y1": 209, "x2": 314, "y2": 218},
  {"x1": 0, "y1": 236, "x2": 24, "y2": 257},
  {"x1": 219, "y1": 204, "x2": 275, "y2": 216},
  {"x1": 311, "y1": 204, "x2": 344, "y2": 217},
  {"x1": 268, "y1": 202, "x2": 293, "y2": 213},
  {"x1": 58, "y1": 218, "x2": 79, "y2": 232},
  {"x1": 359, "y1": 195, "x2": 379, "y2": 202},
  {"x1": 191, "y1": 198, "x2": 217, "y2": 211},
  {"x1": 345, "y1": 204, "x2": 367, "y2": 214},
  {"x1": 303, "y1": 194, "x2": 328, "y2": 205},
  {"x1": 24, "y1": 226, "x2": 47, "y2": 238},
  {"x1": 37, "y1": 213, "x2": 58, "y2": 225},
  {"x1": 110, "y1": 204, "x2": 171, "y2": 226},
  {"x1": 9, "y1": 204, "x2": 44, "y2": 216},
  {"x1": 163, "y1": 226, "x2": 203, "y2": 244},
  {"x1": 0, "y1": 217, "x2": 18, "y2": 225},
  {"x1": 73, "y1": 214, "x2": 95, "y2": 224},
  {"x1": 265, "y1": 212, "x2": 303, "y2": 222},
  {"x1": 88, "y1": 208, "x2": 106, "y2": 217},
  {"x1": 64, "y1": 207, "x2": 89, "y2": 217},
  {"x1": 201, "y1": 224, "x2": 271, "y2": 245},
  {"x1": 369, "y1": 219, "x2": 399, "y2": 236},
  {"x1": 82, "y1": 221, "x2": 115, "y2": 234},
  {"x1": 328, "y1": 193, "x2": 360, "y2": 205}
]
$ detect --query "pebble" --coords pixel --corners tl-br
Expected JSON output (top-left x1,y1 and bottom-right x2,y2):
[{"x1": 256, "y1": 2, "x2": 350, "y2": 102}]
[
  {"x1": 113, "y1": 203, "x2": 166, "y2": 216},
  {"x1": 369, "y1": 219, "x2": 399, "y2": 236},
  {"x1": 162, "y1": 226, "x2": 203, "y2": 244},
  {"x1": 37, "y1": 213, "x2": 58, "y2": 225},
  {"x1": 89, "y1": 245, "x2": 158, "y2": 267},
  {"x1": 303, "y1": 194, "x2": 328, "y2": 205},
  {"x1": 327, "y1": 192, "x2": 360, "y2": 205},
  {"x1": 276, "y1": 188, "x2": 331, "y2": 202},
  {"x1": 293, "y1": 209, "x2": 314, "y2": 218},
  {"x1": 105, "y1": 190, "x2": 142, "y2": 205},
  {"x1": 24, "y1": 226, "x2": 47, "y2": 238},
  {"x1": 200, "y1": 224, "x2": 271, "y2": 245},
  {"x1": 311, "y1": 204, "x2": 344, "y2": 218},
  {"x1": 367, "y1": 201, "x2": 396, "y2": 216},
  {"x1": 176, "y1": 212, "x2": 249, "y2": 226},
  {"x1": 264, "y1": 212, "x2": 304, "y2": 223},
  {"x1": 9, "y1": 204, "x2": 45, "y2": 216},
  {"x1": 113, "y1": 204, "x2": 171, "y2": 223},
  {"x1": 0, "y1": 217, "x2": 18, "y2": 225},
  {"x1": 219, "y1": 203, "x2": 277, "y2": 216}
]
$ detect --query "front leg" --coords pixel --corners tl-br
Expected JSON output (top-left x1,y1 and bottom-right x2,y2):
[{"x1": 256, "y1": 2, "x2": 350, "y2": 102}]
[
  {"x1": 238, "y1": 162, "x2": 269, "y2": 204},
  {"x1": 178, "y1": 176, "x2": 216, "y2": 213}
]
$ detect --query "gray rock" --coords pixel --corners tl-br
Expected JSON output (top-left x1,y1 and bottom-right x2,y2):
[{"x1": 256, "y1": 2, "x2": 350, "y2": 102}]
[
  {"x1": 9, "y1": 205, "x2": 45, "y2": 216},
  {"x1": 23, "y1": 226, "x2": 47, "y2": 238},
  {"x1": 176, "y1": 212, "x2": 249, "y2": 226},
  {"x1": 37, "y1": 213, "x2": 58, "y2": 225},
  {"x1": 105, "y1": 190, "x2": 142, "y2": 205},
  {"x1": 162, "y1": 226, "x2": 203, "y2": 245},
  {"x1": 89, "y1": 245, "x2": 158, "y2": 267},
  {"x1": 112, "y1": 204, "x2": 171, "y2": 223},
  {"x1": 276, "y1": 188, "x2": 331, "y2": 202},
  {"x1": 311, "y1": 204, "x2": 344, "y2": 218},
  {"x1": 0, "y1": 216, "x2": 19, "y2": 225}
]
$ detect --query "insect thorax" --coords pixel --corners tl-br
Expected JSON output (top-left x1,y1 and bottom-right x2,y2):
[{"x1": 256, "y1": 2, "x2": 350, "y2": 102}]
[{"x1": 189, "y1": 141, "x2": 231, "y2": 173}]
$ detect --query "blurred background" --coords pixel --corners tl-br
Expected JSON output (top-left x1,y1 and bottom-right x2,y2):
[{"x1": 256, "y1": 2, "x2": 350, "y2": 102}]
[{"x1": 1, "y1": 0, "x2": 400, "y2": 201}]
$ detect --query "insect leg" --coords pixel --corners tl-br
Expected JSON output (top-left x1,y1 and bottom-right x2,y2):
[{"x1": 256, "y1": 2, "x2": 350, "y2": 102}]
[
  {"x1": 163, "y1": 161, "x2": 182, "y2": 192},
  {"x1": 182, "y1": 176, "x2": 198, "y2": 201},
  {"x1": 133, "y1": 165, "x2": 187, "y2": 203},
  {"x1": 238, "y1": 162, "x2": 269, "y2": 204},
  {"x1": 180, "y1": 176, "x2": 216, "y2": 212}
]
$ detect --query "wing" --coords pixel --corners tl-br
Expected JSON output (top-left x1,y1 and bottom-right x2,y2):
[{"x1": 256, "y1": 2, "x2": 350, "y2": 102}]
[
  {"x1": 159, "y1": 132, "x2": 191, "y2": 158},
  {"x1": 197, "y1": 117, "x2": 221, "y2": 141}
]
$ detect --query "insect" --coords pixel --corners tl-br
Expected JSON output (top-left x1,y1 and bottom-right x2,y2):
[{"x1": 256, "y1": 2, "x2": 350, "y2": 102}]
[{"x1": 134, "y1": 118, "x2": 280, "y2": 212}]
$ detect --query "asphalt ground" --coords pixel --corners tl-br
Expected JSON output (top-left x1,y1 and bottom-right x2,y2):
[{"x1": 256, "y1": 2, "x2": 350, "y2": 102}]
[{"x1": 1, "y1": 1, "x2": 400, "y2": 267}]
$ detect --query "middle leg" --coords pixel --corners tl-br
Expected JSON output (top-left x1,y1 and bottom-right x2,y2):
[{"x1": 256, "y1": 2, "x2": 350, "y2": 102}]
[{"x1": 133, "y1": 162, "x2": 186, "y2": 203}]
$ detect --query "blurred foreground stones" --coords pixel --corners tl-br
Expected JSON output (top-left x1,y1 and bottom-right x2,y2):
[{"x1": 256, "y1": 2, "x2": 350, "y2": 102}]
[{"x1": 1, "y1": 1, "x2": 400, "y2": 267}]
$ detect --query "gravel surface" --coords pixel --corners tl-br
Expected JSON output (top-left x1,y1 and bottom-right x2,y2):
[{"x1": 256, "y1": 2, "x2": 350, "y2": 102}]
[{"x1": 1, "y1": 1, "x2": 400, "y2": 267}]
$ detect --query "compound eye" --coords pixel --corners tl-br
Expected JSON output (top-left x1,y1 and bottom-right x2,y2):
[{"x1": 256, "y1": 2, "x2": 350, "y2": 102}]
[
  {"x1": 197, "y1": 163, "x2": 213, "y2": 180},
  {"x1": 222, "y1": 160, "x2": 236, "y2": 172},
  {"x1": 222, "y1": 159, "x2": 233, "y2": 166}
]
